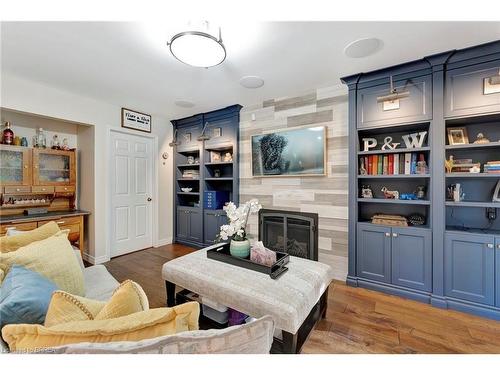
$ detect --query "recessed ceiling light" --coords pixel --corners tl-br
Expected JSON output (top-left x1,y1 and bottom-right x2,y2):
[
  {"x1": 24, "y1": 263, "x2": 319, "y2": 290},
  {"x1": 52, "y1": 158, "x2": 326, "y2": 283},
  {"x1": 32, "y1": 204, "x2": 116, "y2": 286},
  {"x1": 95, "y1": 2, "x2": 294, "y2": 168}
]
[
  {"x1": 344, "y1": 38, "x2": 383, "y2": 58},
  {"x1": 239, "y1": 76, "x2": 264, "y2": 89},
  {"x1": 174, "y1": 100, "x2": 195, "y2": 108},
  {"x1": 167, "y1": 21, "x2": 226, "y2": 68}
]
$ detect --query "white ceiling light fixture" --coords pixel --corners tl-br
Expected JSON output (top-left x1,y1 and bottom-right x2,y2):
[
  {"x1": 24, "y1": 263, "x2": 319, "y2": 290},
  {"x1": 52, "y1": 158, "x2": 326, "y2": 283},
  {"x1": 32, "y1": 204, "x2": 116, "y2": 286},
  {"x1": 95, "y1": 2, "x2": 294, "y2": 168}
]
[
  {"x1": 167, "y1": 21, "x2": 226, "y2": 68},
  {"x1": 239, "y1": 75, "x2": 265, "y2": 89},
  {"x1": 344, "y1": 37, "x2": 383, "y2": 58},
  {"x1": 174, "y1": 100, "x2": 195, "y2": 108}
]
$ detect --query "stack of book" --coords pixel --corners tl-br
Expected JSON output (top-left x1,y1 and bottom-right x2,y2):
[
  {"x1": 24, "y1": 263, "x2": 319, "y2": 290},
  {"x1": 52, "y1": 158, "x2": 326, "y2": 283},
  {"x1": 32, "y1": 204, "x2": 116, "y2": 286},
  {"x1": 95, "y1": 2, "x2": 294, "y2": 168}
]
[
  {"x1": 484, "y1": 161, "x2": 500, "y2": 174},
  {"x1": 182, "y1": 169, "x2": 200, "y2": 179},
  {"x1": 359, "y1": 152, "x2": 426, "y2": 176}
]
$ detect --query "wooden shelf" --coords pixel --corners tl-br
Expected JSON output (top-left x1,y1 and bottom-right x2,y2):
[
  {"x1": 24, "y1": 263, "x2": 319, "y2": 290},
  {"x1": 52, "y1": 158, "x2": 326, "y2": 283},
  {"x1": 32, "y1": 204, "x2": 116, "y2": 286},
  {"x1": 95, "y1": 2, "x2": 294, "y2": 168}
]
[
  {"x1": 445, "y1": 201, "x2": 500, "y2": 208},
  {"x1": 445, "y1": 173, "x2": 500, "y2": 178},
  {"x1": 204, "y1": 177, "x2": 233, "y2": 181},
  {"x1": 445, "y1": 141, "x2": 500, "y2": 151},
  {"x1": 358, "y1": 198, "x2": 430, "y2": 205},
  {"x1": 1, "y1": 202, "x2": 51, "y2": 209},
  {"x1": 358, "y1": 146, "x2": 430, "y2": 156},
  {"x1": 358, "y1": 174, "x2": 430, "y2": 179}
]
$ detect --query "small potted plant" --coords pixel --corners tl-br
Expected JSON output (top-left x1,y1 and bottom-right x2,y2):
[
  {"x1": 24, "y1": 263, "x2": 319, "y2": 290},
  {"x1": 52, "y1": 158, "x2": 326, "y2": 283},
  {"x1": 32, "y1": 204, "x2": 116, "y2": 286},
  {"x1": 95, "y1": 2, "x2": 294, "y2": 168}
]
[{"x1": 219, "y1": 199, "x2": 262, "y2": 258}]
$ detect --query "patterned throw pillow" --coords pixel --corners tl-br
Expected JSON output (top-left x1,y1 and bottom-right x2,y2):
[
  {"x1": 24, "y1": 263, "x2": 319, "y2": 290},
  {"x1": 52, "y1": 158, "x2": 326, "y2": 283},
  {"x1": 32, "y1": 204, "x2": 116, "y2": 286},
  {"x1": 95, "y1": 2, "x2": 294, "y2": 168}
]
[
  {"x1": 2, "y1": 302, "x2": 200, "y2": 352},
  {"x1": 44, "y1": 280, "x2": 149, "y2": 327},
  {"x1": 0, "y1": 221, "x2": 60, "y2": 253},
  {"x1": 0, "y1": 265, "x2": 58, "y2": 329},
  {"x1": 0, "y1": 230, "x2": 85, "y2": 296}
]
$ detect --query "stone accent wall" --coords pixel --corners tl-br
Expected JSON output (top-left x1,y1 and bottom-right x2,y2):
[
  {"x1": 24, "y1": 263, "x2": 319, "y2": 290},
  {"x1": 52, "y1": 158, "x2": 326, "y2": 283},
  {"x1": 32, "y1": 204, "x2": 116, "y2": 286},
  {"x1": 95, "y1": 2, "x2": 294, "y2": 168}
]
[{"x1": 239, "y1": 84, "x2": 349, "y2": 280}]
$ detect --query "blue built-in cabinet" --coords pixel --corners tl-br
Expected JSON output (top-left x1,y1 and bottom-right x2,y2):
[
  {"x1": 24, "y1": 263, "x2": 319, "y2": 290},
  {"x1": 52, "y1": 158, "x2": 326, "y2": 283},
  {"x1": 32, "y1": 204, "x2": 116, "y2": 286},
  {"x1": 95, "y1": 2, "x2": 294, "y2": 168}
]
[
  {"x1": 171, "y1": 105, "x2": 241, "y2": 248},
  {"x1": 342, "y1": 40, "x2": 500, "y2": 320}
]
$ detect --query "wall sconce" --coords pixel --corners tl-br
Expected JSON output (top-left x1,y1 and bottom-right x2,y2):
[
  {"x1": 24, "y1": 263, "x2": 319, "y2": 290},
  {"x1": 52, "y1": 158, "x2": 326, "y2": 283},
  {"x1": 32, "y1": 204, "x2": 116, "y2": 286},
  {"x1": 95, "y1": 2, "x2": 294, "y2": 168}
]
[
  {"x1": 168, "y1": 129, "x2": 181, "y2": 147},
  {"x1": 484, "y1": 68, "x2": 500, "y2": 95},
  {"x1": 197, "y1": 122, "x2": 211, "y2": 141},
  {"x1": 377, "y1": 75, "x2": 410, "y2": 111}
]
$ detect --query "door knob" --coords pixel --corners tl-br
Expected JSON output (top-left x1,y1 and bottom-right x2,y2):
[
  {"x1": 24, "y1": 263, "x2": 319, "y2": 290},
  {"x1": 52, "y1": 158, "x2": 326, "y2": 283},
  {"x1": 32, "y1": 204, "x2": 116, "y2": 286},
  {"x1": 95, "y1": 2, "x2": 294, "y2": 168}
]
[{"x1": 147, "y1": 197, "x2": 152, "y2": 202}]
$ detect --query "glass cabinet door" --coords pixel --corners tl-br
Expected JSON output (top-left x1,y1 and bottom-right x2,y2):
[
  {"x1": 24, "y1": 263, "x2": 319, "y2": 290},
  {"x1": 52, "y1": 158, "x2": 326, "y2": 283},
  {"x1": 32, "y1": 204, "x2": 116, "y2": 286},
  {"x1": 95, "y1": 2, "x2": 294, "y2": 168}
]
[
  {"x1": 0, "y1": 145, "x2": 31, "y2": 186},
  {"x1": 33, "y1": 149, "x2": 75, "y2": 185}
]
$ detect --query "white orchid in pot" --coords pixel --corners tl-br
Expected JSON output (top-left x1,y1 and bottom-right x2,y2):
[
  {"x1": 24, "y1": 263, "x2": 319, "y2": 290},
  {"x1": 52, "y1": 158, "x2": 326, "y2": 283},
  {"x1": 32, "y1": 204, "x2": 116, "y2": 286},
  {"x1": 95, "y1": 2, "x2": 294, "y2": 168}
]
[{"x1": 219, "y1": 199, "x2": 262, "y2": 258}]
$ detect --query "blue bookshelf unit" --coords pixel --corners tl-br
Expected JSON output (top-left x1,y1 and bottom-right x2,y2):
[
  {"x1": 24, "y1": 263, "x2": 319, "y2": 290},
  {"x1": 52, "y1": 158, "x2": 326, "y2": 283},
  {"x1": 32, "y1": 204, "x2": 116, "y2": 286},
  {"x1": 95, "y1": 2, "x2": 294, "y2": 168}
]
[
  {"x1": 342, "y1": 40, "x2": 500, "y2": 320},
  {"x1": 171, "y1": 104, "x2": 241, "y2": 248}
]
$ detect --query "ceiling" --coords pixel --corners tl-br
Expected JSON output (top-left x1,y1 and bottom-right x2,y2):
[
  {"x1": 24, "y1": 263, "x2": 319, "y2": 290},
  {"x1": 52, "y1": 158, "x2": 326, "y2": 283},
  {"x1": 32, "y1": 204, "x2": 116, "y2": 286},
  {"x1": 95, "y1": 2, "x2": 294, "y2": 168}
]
[{"x1": 2, "y1": 22, "x2": 499, "y2": 119}]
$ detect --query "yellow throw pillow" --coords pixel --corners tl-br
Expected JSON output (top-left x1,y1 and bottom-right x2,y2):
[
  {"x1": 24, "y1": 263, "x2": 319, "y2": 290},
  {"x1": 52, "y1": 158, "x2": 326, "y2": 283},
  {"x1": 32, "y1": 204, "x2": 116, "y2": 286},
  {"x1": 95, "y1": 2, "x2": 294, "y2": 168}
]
[
  {"x1": 44, "y1": 292, "x2": 106, "y2": 327},
  {"x1": 2, "y1": 302, "x2": 200, "y2": 351},
  {"x1": 0, "y1": 221, "x2": 60, "y2": 253},
  {"x1": 44, "y1": 280, "x2": 149, "y2": 327},
  {"x1": 95, "y1": 280, "x2": 149, "y2": 320},
  {"x1": 0, "y1": 230, "x2": 85, "y2": 296}
]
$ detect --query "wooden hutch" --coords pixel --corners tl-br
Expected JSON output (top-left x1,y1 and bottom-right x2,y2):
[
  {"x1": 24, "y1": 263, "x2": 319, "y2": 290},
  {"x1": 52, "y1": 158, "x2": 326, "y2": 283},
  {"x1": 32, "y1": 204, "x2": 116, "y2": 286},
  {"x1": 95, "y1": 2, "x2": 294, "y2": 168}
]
[{"x1": 0, "y1": 144, "x2": 89, "y2": 253}]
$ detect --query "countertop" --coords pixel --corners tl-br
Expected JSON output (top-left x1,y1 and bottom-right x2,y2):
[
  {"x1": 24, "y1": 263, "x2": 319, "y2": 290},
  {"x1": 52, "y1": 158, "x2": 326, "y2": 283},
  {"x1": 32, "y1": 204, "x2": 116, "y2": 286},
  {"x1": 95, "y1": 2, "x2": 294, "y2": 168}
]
[{"x1": 0, "y1": 210, "x2": 90, "y2": 224}]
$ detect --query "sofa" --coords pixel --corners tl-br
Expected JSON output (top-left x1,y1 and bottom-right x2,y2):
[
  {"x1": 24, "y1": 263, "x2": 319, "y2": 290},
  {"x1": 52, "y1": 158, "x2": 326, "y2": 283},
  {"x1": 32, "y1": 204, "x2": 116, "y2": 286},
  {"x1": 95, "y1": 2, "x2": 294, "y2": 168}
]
[{"x1": 1, "y1": 249, "x2": 274, "y2": 354}]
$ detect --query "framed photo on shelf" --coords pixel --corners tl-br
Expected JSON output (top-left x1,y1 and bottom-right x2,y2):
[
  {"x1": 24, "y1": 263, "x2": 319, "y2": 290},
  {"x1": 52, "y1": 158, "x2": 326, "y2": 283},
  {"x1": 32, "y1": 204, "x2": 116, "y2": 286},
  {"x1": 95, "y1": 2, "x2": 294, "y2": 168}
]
[
  {"x1": 210, "y1": 151, "x2": 221, "y2": 163},
  {"x1": 447, "y1": 127, "x2": 469, "y2": 146},
  {"x1": 121, "y1": 108, "x2": 151, "y2": 133}
]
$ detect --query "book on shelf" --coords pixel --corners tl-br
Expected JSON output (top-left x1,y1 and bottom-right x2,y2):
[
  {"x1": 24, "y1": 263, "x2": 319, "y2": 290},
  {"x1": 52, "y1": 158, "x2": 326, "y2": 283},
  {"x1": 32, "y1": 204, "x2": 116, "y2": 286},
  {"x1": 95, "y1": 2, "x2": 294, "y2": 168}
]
[
  {"x1": 359, "y1": 152, "x2": 427, "y2": 176},
  {"x1": 393, "y1": 154, "x2": 399, "y2": 175}
]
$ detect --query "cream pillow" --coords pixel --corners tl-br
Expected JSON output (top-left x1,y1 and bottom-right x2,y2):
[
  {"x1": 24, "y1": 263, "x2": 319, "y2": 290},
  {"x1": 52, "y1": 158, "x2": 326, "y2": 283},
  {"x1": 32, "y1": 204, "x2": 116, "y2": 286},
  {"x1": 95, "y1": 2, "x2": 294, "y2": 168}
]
[
  {"x1": 44, "y1": 280, "x2": 149, "y2": 327},
  {"x1": 0, "y1": 230, "x2": 85, "y2": 296},
  {"x1": 0, "y1": 221, "x2": 60, "y2": 253},
  {"x1": 2, "y1": 302, "x2": 200, "y2": 351}
]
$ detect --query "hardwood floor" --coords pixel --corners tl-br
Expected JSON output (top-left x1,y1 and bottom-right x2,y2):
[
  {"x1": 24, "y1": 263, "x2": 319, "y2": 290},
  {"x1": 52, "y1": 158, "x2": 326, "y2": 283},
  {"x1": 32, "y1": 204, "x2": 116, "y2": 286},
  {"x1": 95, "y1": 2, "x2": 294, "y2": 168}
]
[{"x1": 104, "y1": 244, "x2": 500, "y2": 354}]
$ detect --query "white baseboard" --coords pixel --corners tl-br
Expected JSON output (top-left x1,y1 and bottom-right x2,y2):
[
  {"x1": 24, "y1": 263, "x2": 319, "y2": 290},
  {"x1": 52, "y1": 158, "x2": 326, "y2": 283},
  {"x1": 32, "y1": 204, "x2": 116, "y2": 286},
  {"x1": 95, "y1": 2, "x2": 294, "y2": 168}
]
[
  {"x1": 83, "y1": 252, "x2": 110, "y2": 265},
  {"x1": 155, "y1": 237, "x2": 173, "y2": 247}
]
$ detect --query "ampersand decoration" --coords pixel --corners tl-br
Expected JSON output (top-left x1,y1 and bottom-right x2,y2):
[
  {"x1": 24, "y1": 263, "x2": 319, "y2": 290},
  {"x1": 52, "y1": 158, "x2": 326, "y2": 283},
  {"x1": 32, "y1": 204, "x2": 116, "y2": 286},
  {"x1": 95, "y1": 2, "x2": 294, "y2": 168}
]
[{"x1": 381, "y1": 136, "x2": 400, "y2": 150}]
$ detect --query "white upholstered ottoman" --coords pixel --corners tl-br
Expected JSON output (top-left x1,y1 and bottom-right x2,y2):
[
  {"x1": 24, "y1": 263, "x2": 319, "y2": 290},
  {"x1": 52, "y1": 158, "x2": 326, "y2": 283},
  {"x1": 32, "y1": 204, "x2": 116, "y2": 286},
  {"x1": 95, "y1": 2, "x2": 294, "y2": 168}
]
[{"x1": 161, "y1": 244, "x2": 334, "y2": 353}]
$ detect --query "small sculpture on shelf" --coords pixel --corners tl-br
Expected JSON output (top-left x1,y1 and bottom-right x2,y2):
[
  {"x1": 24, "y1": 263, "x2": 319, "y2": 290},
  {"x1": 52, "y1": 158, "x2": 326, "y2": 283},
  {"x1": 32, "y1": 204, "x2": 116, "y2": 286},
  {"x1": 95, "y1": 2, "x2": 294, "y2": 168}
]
[
  {"x1": 416, "y1": 154, "x2": 429, "y2": 175},
  {"x1": 360, "y1": 185, "x2": 373, "y2": 198},
  {"x1": 61, "y1": 138, "x2": 70, "y2": 151},
  {"x1": 473, "y1": 132, "x2": 490, "y2": 144},
  {"x1": 51, "y1": 134, "x2": 60, "y2": 150},
  {"x1": 223, "y1": 152, "x2": 233, "y2": 162},
  {"x1": 447, "y1": 183, "x2": 464, "y2": 202},
  {"x1": 445, "y1": 155, "x2": 454, "y2": 174},
  {"x1": 415, "y1": 185, "x2": 426, "y2": 200},
  {"x1": 400, "y1": 193, "x2": 418, "y2": 200},
  {"x1": 469, "y1": 165, "x2": 481, "y2": 173},
  {"x1": 381, "y1": 187, "x2": 399, "y2": 200},
  {"x1": 359, "y1": 158, "x2": 367, "y2": 175}
]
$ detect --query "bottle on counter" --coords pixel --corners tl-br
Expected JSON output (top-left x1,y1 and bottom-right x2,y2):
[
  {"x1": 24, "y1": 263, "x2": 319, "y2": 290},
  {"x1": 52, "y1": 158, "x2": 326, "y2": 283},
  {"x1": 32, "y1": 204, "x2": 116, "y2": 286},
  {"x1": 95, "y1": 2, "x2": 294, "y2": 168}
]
[
  {"x1": 36, "y1": 127, "x2": 47, "y2": 148},
  {"x1": 2, "y1": 121, "x2": 14, "y2": 145}
]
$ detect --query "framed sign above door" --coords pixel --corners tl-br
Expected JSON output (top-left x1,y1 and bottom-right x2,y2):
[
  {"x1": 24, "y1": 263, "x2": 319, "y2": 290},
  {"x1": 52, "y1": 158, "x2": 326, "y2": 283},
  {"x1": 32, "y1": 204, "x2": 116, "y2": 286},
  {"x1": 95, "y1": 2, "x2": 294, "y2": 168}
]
[{"x1": 121, "y1": 108, "x2": 152, "y2": 133}]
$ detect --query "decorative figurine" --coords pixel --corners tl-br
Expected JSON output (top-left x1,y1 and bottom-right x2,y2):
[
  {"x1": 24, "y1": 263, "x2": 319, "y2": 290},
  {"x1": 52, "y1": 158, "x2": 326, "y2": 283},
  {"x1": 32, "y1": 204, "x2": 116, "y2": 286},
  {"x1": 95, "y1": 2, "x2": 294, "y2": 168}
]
[
  {"x1": 381, "y1": 187, "x2": 399, "y2": 199},
  {"x1": 51, "y1": 134, "x2": 60, "y2": 149},
  {"x1": 20, "y1": 137, "x2": 28, "y2": 147},
  {"x1": 187, "y1": 156, "x2": 195, "y2": 164},
  {"x1": 416, "y1": 154, "x2": 429, "y2": 174},
  {"x1": 360, "y1": 185, "x2": 373, "y2": 198},
  {"x1": 416, "y1": 185, "x2": 426, "y2": 200},
  {"x1": 223, "y1": 152, "x2": 233, "y2": 162},
  {"x1": 400, "y1": 193, "x2": 418, "y2": 200},
  {"x1": 214, "y1": 169, "x2": 221, "y2": 178},
  {"x1": 359, "y1": 159, "x2": 367, "y2": 175},
  {"x1": 469, "y1": 165, "x2": 481, "y2": 173},
  {"x1": 61, "y1": 138, "x2": 70, "y2": 151},
  {"x1": 447, "y1": 183, "x2": 464, "y2": 202},
  {"x1": 473, "y1": 132, "x2": 490, "y2": 144},
  {"x1": 445, "y1": 155, "x2": 454, "y2": 174}
]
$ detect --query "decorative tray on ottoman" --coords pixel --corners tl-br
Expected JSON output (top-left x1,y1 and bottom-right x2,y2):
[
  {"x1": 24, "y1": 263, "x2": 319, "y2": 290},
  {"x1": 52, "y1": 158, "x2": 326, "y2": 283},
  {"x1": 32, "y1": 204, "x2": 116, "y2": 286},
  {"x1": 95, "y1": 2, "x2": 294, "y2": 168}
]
[{"x1": 206, "y1": 243, "x2": 289, "y2": 279}]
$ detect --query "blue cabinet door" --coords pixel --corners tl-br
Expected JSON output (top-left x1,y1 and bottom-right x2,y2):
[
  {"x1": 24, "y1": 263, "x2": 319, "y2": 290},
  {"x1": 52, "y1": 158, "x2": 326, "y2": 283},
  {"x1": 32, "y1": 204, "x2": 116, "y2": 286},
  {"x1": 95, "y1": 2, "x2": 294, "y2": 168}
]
[
  {"x1": 444, "y1": 232, "x2": 495, "y2": 305},
  {"x1": 391, "y1": 227, "x2": 432, "y2": 292},
  {"x1": 444, "y1": 60, "x2": 500, "y2": 118},
  {"x1": 357, "y1": 74, "x2": 432, "y2": 129},
  {"x1": 357, "y1": 223, "x2": 392, "y2": 283},
  {"x1": 176, "y1": 208, "x2": 189, "y2": 240},
  {"x1": 187, "y1": 208, "x2": 202, "y2": 242},
  {"x1": 204, "y1": 210, "x2": 227, "y2": 245}
]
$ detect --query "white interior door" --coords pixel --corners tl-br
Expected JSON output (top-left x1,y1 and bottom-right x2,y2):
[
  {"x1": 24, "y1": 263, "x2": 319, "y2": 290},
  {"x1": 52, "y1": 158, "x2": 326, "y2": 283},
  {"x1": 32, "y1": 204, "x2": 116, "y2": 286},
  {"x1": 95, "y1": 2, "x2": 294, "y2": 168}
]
[{"x1": 110, "y1": 131, "x2": 153, "y2": 257}]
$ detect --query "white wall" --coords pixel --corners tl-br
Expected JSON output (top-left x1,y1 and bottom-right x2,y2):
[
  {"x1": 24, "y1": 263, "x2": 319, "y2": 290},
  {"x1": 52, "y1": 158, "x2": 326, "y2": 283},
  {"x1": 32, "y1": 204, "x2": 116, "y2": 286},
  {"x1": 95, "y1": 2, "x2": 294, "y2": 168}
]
[{"x1": 0, "y1": 73, "x2": 174, "y2": 263}]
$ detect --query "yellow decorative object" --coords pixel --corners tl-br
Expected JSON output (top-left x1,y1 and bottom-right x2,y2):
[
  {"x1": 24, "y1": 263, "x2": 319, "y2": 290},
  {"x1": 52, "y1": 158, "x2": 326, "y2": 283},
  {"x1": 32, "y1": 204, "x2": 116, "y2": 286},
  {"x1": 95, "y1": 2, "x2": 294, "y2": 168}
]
[
  {"x1": 445, "y1": 155, "x2": 454, "y2": 174},
  {"x1": 0, "y1": 230, "x2": 85, "y2": 296},
  {"x1": 0, "y1": 268, "x2": 4, "y2": 283},
  {"x1": 44, "y1": 292, "x2": 106, "y2": 327},
  {"x1": 0, "y1": 221, "x2": 60, "y2": 253},
  {"x1": 2, "y1": 302, "x2": 200, "y2": 351},
  {"x1": 44, "y1": 280, "x2": 149, "y2": 327},
  {"x1": 95, "y1": 280, "x2": 149, "y2": 320}
]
